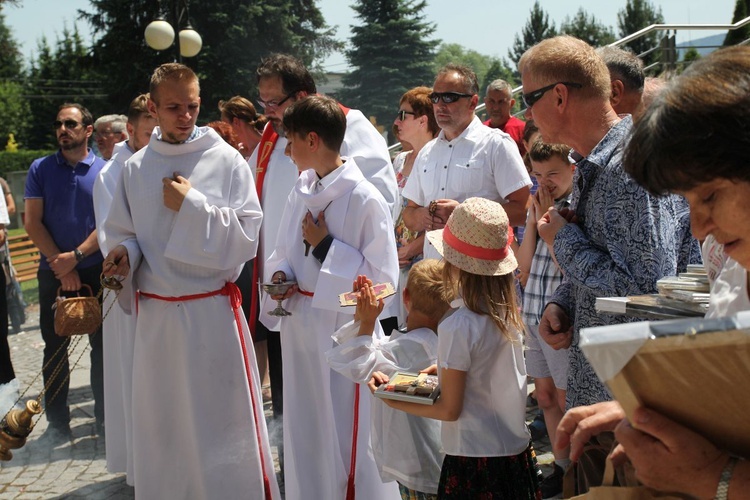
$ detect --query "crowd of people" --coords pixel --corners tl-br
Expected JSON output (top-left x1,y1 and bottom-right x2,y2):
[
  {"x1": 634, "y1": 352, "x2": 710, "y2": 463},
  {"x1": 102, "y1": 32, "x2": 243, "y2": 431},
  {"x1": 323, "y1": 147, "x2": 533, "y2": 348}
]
[{"x1": 0, "y1": 34, "x2": 747, "y2": 500}]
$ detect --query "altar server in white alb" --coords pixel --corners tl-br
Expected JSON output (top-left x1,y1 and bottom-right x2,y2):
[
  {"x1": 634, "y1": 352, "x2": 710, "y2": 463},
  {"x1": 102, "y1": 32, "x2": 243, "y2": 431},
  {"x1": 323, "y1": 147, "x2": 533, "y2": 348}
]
[
  {"x1": 102, "y1": 63, "x2": 279, "y2": 500},
  {"x1": 93, "y1": 93, "x2": 156, "y2": 484},
  {"x1": 266, "y1": 95, "x2": 400, "y2": 500}
]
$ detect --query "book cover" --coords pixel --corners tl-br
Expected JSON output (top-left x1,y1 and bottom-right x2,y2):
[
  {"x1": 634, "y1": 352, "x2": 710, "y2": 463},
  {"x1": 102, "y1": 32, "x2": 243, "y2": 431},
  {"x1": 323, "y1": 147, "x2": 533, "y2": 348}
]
[{"x1": 373, "y1": 371, "x2": 440, "y2": 405}]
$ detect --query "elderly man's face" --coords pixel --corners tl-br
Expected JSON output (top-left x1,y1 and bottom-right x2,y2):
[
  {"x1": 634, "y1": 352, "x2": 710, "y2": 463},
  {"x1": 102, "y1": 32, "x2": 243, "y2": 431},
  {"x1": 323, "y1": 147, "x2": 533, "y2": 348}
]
[
  {"x1": 432, "y1": 71, "x2": 476, "y2": 138},
  {"x1": 484, "y1": 88, "x2": 514, "y2": 126},
  {"x1": 95, "y1": 122, "x2": 126, "y2": 160}
]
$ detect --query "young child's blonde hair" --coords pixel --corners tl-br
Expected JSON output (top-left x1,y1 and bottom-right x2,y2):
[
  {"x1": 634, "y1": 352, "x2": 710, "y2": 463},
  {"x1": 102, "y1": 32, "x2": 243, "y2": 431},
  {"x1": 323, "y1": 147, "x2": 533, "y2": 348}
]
[
  {"x1": 406, "y1": 259, "x2": 451, "y2": 320},
  {"x1": 442, "y1": 261, "x2": 524, "y2": 342}
]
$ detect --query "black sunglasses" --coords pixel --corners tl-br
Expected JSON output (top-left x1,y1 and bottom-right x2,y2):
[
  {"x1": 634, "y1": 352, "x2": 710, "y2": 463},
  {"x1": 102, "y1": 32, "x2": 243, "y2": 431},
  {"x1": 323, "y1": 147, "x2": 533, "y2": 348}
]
[
  {"x1": 53, "y1": 119, "x2": 82, "y2": 130},
  {"x1": 257, "y1": 92, "x2": 295, "y2": 110},
  {"x1": 428, "y1": 92, "x2": 474, "y2": 104},
  {"x1": 396, "y1": 110, "x2": 416, "y2": 121},
  {"x1": 522, "y1": 82, "x2": 582, "y2": 108}
]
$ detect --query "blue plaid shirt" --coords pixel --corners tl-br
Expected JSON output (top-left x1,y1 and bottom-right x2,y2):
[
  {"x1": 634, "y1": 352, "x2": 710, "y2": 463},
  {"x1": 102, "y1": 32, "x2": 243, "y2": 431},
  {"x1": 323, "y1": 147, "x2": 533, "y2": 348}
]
[{"x1": 521, "y1": 196, "x2": 570, "y2": 327}]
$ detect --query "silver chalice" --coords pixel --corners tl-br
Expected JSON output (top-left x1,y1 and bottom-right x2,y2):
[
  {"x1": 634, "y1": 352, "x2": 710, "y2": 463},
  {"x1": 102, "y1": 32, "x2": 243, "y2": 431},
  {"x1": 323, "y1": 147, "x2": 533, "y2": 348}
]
[{"x1": 261, "y1": 281, "x2": 297, "y2": 317}]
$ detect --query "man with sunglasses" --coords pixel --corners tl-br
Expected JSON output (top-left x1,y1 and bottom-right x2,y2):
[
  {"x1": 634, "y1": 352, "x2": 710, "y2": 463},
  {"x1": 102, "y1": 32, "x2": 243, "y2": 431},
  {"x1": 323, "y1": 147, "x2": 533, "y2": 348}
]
[
  {"x1": 24, "y1": 103, "x2": 107, "y2": 446},
  {"x1": 401, "y1": 64, "x2": 531, "y2": 260},
  {"x1": 518, "y1": 36, "x2": 700, "y2": 414}
]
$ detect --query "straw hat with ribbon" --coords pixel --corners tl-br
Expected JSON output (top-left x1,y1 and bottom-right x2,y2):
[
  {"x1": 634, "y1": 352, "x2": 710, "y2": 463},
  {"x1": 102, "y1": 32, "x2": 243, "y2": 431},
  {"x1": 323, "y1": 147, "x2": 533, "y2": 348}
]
[{"x1": 426, "y1": 197, "x2": 517, "y2": 276}]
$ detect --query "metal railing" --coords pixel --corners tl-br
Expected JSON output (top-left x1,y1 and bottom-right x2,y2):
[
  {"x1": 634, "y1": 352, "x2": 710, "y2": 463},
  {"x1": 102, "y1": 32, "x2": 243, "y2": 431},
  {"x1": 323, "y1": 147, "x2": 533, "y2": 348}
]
[{"x1": 388, "y1": 15, "x2": 750, "y2": 152}]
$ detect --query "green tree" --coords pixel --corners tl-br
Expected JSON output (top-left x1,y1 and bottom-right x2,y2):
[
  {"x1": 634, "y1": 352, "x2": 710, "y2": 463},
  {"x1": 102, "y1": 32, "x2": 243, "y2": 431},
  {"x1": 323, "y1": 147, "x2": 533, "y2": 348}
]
[
  {"x1": 617, "y1": 0, "x2": 665, "y2": 66},
  {"x1": 0, "y1": 81, "x2": 31, "y2": 150},
  {"x1": 80, "y1": 0, "x2": 340, "y2": 122},
  {"x1": 723, "y1": 0, "x2": 750, "y2": 46},
  {"x1": 340, "y1": 0, "x2": 437, "y2": 129},
  {"x1": 481, "y1": 59, "x2": 516, "y2": 93},
  {"x1": 25, "y1": 27, "x2": 104, "y2": 150},
  {"x1": 433, "y1": 43, "x2": 499, "y2": 82},
  {"x1": 560, "y1": 8, "x2": 616, "y2": 47},
  {"x1": 0, "y1": 6, "x2": 23, "y2": 80},
  {"x1": 508, "y1": 1, "x2": 557, "y2": 67}
]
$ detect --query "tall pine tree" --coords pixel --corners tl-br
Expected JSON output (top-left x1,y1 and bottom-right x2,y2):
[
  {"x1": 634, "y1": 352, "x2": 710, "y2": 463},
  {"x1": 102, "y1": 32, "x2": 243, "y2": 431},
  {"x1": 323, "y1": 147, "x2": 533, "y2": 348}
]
[
  {"x1": 560, "y1": 8, "x2": 616, "y2": 47},
  {"x1": 0, "y1": 4, "x2": 29, "y2": 149},
  {"x1": 723, "y1": 0, "x2": 750, "y2": 46},
  {"x1": 508, "y1": 1, "x2": 557, "y2": 67},
  {"x1": 25, "y1": 27, "x2": 103, "y2": 150},
  {"x1": 80, "y1": 0, "x2": 340, "y2": 121},
  {"x1": 617, "y1": 0, "x2": 665, "y2": 66},
  {"x1": 340, "y1": 0, "x2": 437, "y2": 130}
]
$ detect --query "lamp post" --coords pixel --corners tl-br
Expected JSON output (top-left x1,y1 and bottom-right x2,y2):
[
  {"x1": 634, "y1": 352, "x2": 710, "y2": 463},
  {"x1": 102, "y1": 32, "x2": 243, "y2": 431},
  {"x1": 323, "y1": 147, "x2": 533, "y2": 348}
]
[{"x1": 144, "y1": 0, "x2": 202, "y2": 62}]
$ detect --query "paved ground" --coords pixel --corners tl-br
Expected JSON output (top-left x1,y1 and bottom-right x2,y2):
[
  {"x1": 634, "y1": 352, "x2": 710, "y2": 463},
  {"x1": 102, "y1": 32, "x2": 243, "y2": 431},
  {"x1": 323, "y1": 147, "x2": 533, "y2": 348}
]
[{"x1": 1, "y1": 304, "x2": 554, "y2": 499}]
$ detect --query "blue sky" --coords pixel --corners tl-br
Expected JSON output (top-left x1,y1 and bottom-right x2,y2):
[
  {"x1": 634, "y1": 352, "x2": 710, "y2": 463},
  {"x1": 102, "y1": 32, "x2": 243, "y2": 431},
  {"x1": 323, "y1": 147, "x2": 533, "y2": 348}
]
[{"x1": 5, "y1": 0, "x2": 739, "y2": 71}]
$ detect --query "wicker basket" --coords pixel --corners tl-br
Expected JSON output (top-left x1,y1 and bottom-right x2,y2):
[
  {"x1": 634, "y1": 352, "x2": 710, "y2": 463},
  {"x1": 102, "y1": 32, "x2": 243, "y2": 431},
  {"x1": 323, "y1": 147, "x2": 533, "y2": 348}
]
[{"x1": 53, "y1": 284, "x2": 102, "y2": 336}]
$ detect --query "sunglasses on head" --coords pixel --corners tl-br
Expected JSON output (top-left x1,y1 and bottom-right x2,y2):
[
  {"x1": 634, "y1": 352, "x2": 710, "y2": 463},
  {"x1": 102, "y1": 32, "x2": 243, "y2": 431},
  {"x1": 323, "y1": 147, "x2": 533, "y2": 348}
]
[
  {"x1": 522, "y1": 82, "x2": 582, "y2": 108},
  {"x1": 428, "y1": 92, "x2": 474, "y2": 104},
  {"x1": 396, "y1": 110, "x2": 416, "y2": 121},
  {"x1": 53, "y1": 119, "x2": 82, "y2": 130}
]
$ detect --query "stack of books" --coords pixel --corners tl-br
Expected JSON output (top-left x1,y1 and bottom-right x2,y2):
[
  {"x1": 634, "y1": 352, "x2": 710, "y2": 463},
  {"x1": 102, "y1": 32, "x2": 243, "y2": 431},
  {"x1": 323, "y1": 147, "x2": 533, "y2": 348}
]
[{"x1": 596, "y1": 265, "x2": 709, "y2": 319}]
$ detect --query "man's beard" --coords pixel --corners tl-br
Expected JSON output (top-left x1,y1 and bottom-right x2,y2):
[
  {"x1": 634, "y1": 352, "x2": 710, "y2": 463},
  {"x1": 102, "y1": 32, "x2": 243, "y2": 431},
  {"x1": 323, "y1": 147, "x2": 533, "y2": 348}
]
[
  {"x1": 59, "y1": 136, "x2": 86, "y2": 151},
  {"x1": 270, "y1": 117, "x2": 284, "y2": 135}
]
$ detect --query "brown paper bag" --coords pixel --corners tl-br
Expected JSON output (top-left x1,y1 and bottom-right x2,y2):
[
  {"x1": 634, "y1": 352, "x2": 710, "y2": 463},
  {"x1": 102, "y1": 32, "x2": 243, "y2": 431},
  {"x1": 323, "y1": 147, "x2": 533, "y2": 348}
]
[{"x1": 566, "y1": 456, "x2": 688, "y2": 499}]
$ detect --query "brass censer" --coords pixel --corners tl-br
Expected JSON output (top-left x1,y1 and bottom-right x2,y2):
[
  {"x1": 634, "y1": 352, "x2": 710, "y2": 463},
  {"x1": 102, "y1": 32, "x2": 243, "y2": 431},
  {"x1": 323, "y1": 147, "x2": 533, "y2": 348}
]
[{"x1": 0, "y1": 400, "x2": 42, "y2": 461}]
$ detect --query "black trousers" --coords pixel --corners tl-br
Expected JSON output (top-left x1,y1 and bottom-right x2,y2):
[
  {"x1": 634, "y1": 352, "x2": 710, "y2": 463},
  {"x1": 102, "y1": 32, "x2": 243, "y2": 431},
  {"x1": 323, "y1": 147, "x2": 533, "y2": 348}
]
[
  {"x1": 38, "y1": 266, "x2": 104, "y2": 428},
  {"x1": 0, "y1": 271, "x2": 12, "y2": 385}
]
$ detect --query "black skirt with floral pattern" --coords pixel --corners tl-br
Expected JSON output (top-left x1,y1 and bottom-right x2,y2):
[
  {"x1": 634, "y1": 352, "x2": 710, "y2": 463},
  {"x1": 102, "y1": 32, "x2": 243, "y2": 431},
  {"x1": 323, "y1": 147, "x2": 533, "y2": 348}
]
[{"x1": 437, "y1": 445, "x2": 541, "y2": 499}]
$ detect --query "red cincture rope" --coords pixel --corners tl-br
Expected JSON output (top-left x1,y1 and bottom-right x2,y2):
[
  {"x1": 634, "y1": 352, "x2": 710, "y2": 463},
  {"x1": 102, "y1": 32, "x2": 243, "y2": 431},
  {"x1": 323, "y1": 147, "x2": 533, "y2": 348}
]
[
  {"x1": 346, "y1": 384, "x2": 360, "y2": 500},
  {"x1": 138, "y1": 283, "x2": 273, "y2": 500}
]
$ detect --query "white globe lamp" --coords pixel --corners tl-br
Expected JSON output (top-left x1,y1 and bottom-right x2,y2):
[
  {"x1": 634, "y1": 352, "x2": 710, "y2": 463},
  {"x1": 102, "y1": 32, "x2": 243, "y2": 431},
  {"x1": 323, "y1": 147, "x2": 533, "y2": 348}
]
[
  {"x1": 179, "y1": 27, "x2": 202, "y2": 58},
  {"x1": 144, "y1": 19, "x2": 175, "y2": 51}
]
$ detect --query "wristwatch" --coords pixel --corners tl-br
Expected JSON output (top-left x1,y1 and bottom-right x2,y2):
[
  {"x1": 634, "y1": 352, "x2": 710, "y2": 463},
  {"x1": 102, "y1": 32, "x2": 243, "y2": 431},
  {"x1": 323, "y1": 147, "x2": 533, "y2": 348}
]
[
  {"x1": 715, "y1": 456, "x2": 738, "y2": 500},
  {"x1": 73, "y1": 248, "x2": 85, "y2": 262}
]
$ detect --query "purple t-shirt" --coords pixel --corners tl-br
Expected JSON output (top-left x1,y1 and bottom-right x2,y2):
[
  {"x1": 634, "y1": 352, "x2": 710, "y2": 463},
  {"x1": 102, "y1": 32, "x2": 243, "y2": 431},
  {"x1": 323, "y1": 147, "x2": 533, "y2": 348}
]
[{"x1": 25, "y1": 150, "x2": 106, "y2": 270}]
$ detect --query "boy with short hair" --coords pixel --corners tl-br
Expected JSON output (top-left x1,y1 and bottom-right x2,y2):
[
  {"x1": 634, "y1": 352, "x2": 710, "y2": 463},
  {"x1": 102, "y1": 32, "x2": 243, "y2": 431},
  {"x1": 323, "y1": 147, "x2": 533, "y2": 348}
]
[
  {"x1": 516, "y1": 139, "x2": 575, "y2": 498},
  {"x1": 102, "y1": 63, "x2": 278, "y2": 499},
  {"x1": 265, "y1": 95, "x2": 400, "y2": 500},
  {"x1": 327, "y1": 259, "x2": 451, "y2": 499}
]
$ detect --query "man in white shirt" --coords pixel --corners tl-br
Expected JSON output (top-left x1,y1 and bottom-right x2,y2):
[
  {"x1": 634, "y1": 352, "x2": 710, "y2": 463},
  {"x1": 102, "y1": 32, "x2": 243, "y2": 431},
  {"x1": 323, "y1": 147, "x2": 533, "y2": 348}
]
[{"x1": 401, "y1": 64, "x2": 531, "y2": 259}]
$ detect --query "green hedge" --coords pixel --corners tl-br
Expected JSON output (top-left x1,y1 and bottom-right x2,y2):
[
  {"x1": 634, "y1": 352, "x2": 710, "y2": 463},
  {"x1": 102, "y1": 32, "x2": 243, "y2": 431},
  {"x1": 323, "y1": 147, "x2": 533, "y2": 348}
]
[{"x1": 0, "y1": 150, "x2": 55, "y2": 177}]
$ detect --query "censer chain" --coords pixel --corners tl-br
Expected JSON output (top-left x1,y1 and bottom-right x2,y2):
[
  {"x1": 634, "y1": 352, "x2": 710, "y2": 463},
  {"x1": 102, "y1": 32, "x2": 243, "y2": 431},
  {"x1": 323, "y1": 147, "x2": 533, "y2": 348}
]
[{"x1": 1, "y1": 274, "x2": 124, "y2": 426}]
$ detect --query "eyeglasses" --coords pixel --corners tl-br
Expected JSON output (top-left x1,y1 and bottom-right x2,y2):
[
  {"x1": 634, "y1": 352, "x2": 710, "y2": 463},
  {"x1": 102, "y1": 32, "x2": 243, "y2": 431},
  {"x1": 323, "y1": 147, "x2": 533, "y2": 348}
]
[
  {"x1": 94, "y1": 130, "x2": 115, "y2": 138},
  {"x1": 428, "y1": 92, "x2": 474, "y2": 104},
  {"x1": 522, "y1": 82, "x2": 582, "y2": 108},
  {"x1": 257, "y1": 92, "x2": 296, "y2": 110},
  {"x1": 396, "y1": 110, "x2": 416, "y2": 121},
  {"x1": 53, "y1": 119, "x2": 82, "y2": 130}
]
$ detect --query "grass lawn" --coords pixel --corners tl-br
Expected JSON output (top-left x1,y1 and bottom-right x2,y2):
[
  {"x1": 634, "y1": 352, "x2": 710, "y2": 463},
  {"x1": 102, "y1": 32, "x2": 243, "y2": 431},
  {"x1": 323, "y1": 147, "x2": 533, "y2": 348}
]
[{"x1": 20, "y1": 278, "x2": 38, "y2": 306}]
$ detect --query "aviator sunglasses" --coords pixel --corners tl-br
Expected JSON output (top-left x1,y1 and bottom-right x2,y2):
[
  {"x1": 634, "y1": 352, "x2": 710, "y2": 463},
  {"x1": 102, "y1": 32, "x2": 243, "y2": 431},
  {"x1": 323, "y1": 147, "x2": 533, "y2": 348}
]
[{"x1": 53, "y1": 119, "x2": 82, "y2": 129}]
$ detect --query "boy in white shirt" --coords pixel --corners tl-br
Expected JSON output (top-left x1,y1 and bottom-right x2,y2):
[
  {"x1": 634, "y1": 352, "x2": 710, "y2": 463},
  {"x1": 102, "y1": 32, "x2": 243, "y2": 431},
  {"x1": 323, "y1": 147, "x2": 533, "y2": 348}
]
[
  {"x1": 266, "y1": 95, "x2": 400, "y2": 500},
  {"x1": 327, "y1": 260, "x2": 450, "y2": 498}
]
